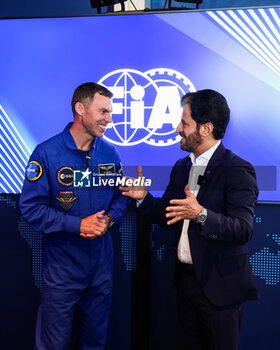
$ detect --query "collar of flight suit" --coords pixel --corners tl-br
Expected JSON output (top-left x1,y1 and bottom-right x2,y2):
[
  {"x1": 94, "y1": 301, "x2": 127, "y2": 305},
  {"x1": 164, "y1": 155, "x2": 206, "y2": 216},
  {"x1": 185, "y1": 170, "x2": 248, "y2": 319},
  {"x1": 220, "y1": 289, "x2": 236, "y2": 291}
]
[{"x1": 63, "y1": 122, "x2": 98, "y2": 155}]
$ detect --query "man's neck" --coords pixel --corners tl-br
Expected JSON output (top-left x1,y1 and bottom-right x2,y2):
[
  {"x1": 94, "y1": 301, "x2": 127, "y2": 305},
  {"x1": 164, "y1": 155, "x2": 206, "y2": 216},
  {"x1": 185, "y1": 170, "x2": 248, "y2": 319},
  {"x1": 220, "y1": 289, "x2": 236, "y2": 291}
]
[
  {"x1": 69, "y1": 122, "x2": 94, "y2": 152},
  {"x1": 194, "y1": 139, "x2": 220, "y2": 158}
]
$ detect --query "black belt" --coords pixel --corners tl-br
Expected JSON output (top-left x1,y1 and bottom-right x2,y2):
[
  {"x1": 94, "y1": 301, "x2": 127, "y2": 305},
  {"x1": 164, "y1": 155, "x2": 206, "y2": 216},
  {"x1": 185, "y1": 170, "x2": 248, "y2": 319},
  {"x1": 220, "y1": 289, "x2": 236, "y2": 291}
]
[{"x1": 178, "y1": 260, "x2": 195, "y2": 274}]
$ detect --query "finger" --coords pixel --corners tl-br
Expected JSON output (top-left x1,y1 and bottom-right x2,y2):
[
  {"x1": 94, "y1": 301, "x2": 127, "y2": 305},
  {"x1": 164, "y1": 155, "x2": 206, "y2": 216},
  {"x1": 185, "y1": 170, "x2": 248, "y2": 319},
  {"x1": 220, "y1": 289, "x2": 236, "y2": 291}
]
[
  {"x1": 166, "y1": 205, "x2": 185, "y2": 212},
  {"x1": 80, "y1": 232, "x2": 95, "y2": 240},
  {"x1": 121, "y1": 191, "x2": 132, "y2": 197},
  {"x1": 167, "y1": 215, "x2": 184, "y2": 225},
  {"x1": 169, "y1": 199, "x2": 186, "y2": 205},
  {"x1": 166, "y1": 210, "x2": 186, "y2": 218},
  {"x1": 97, "y1": 214, "x2": 106, "y2": 220},
  {"x1": 184, "y1": 184, "x2": 192, "y2": 197},
  {"x1": 91, "y1": 222, "x2": 106, "y2": 233},
  {"x1": 123, "y1": 176, "x2": 135, "y2": 186},
  {"x1": 97, "y1": 228, "x2": 106, "y2": 236},
  {"x1": 119, "y1": 186, "x2": 129, "y2": 192},
  {"x1": 96, "y1": 222, "x2": 107, "y2": 230},
  {"x1": 96, "y1": 210, "x2": 105, "y2": 216},
  {"x1": 93, "y1": 230, "x2": 102, "y2": 236},
  {"x1": 96, "y1": 216, "x2": 107, "y2": 225},
  {"x1": 137, "y1": 165, "x2": 143, "y2": 178}
]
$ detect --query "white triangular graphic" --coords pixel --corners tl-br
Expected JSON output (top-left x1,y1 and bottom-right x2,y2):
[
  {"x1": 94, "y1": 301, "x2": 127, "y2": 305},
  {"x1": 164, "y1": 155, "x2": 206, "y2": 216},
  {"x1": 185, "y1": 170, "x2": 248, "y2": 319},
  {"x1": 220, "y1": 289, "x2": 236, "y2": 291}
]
[
  {"x1": 207, "y1": 8, "x2": 280, "y2": 78},
  {"x1": 0, "y1": 105, "x2": 31, "y2": 193}
]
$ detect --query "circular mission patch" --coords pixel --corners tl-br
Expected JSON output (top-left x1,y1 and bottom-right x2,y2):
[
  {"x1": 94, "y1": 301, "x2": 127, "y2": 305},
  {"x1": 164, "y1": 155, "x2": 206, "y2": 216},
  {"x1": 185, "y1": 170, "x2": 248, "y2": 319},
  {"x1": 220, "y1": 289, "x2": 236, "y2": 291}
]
[
  {"x1": 57, "y1": 167, "x2": 74, "y2": 186},
  {"x1": 26, "y1": 161, "x2": 43, "y2": 181}
]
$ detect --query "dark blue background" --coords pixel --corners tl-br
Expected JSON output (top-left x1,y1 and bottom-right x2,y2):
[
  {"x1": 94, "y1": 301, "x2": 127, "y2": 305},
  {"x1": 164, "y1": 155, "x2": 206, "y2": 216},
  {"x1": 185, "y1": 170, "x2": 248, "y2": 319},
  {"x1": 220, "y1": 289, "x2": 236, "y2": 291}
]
[{"x1": 0, "y1": 195, "x2": 279, "y2": 349}]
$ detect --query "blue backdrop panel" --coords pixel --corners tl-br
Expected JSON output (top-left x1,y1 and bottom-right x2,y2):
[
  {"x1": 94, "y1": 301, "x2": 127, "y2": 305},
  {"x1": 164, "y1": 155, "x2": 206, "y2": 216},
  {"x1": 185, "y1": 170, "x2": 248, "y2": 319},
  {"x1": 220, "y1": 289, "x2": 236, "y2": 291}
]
[
  {"x1": 0, "y1": 7, "x2": 280, "y2": 200},
  {"x1": 1, "y1": 194, "x2": 279, "y2": 349},
  {"x1": 149, "y1": 203, "x2": 280, "y2": 349},
  {"x1": 0, "y1": 194, "x2": 136, "y2": 350}
]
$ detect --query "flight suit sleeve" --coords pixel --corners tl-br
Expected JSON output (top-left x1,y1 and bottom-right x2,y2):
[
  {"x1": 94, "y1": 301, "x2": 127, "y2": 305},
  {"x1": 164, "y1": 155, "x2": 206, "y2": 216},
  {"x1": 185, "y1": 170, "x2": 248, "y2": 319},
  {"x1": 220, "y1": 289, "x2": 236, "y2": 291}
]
[{"x1": 19, "y1": 147, "x2": 81, "y2": 235}]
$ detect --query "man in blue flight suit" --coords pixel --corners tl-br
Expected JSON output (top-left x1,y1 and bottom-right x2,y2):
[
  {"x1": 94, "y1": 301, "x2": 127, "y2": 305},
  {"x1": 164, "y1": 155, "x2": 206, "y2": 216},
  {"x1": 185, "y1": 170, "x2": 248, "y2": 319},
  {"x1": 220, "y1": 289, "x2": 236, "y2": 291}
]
[{"x1": 20, "y1": 82, "x2": 130, "y2": 350}]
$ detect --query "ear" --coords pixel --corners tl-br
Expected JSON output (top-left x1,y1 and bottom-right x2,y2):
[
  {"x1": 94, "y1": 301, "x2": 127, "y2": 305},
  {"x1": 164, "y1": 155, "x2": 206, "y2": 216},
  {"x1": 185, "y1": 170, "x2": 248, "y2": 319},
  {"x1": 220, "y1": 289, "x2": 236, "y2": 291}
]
[
  {"x1": 74, "y1": 102, "x2": 85, "y2": 116},
  {"x1": 200, "y1": 122, "x2": 214, "y2": 137}
]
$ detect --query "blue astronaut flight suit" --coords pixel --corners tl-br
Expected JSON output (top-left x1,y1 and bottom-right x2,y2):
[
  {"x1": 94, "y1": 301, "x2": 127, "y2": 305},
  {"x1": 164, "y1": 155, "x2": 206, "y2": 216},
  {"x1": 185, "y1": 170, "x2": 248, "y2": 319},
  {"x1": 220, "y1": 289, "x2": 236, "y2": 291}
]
[{"x1": 19, "y1": 123, "x2": 130, "y2": 350}]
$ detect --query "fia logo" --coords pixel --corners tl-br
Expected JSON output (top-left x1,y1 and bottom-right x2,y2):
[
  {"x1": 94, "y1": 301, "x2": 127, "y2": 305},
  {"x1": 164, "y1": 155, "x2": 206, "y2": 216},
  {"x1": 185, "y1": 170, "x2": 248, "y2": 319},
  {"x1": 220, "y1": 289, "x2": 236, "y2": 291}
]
[{"x1": 98, "y1": 68, "x2": 196, "y2": 147}]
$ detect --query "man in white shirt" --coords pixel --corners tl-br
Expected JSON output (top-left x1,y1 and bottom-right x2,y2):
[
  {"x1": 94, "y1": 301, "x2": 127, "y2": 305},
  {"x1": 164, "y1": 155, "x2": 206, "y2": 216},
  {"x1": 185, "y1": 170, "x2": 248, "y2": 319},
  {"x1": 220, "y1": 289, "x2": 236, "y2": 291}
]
[{"x1": 121, "y1": 89, "x2": 259, "y2": 350}]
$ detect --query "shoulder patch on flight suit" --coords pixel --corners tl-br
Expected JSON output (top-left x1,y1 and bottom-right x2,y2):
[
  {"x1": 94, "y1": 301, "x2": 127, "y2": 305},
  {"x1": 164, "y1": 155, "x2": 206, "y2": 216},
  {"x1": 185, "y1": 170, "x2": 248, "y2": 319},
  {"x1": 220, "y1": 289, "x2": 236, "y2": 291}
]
[
  {"x1": 26, "y1": 161, "x2": 43, "y2": 181},
  {"x1": 118, "y1": 162, "x2": 123, "y2": 174}
]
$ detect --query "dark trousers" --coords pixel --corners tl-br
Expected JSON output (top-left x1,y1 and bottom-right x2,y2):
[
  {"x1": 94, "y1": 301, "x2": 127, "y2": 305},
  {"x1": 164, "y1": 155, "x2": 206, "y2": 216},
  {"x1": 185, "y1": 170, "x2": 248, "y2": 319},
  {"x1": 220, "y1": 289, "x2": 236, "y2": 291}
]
[{"x1": 177, "y1": 261, "x2": 245, "y2": 350}]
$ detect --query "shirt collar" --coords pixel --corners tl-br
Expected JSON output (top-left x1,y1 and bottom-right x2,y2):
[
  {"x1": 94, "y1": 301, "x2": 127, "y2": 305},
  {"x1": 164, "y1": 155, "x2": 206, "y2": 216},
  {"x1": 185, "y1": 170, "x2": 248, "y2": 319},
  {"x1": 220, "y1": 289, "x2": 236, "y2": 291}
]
[{"x1": 190, "y1": 140, "x2": 221, "y2": 165}]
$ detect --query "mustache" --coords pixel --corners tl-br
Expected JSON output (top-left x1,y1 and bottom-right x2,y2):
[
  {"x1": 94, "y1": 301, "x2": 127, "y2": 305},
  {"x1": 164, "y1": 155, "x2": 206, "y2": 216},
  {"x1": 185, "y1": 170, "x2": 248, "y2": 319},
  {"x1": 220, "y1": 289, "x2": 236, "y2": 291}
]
[{"x1": 179, "y1": 132, "x2": 186, "y2": 138}]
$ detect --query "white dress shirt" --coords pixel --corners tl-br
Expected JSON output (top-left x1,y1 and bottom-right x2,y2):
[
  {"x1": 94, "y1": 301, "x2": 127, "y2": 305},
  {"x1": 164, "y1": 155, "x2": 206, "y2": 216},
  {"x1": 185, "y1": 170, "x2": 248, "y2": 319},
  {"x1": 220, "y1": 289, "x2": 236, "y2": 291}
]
[{"x1": 178, "y1": 140, "x2": 221, "y2": 264}]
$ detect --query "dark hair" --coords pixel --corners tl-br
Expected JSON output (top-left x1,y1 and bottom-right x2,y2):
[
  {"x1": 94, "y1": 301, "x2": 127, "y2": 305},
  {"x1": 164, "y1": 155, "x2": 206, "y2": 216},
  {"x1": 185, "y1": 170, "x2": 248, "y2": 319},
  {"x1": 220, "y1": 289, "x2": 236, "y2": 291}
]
[
  {"x1": 71, "y1": 82, "x2": 113, "y2": 115},
  {"x1": 181, "y1": 89, "x2": 230, "y2": 139}
]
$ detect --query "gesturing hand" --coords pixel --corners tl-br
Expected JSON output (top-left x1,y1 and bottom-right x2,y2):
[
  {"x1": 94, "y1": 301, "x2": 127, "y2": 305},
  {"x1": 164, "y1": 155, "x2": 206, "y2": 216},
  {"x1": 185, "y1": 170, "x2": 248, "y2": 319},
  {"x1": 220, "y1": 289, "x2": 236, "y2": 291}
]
[
  {"x1": 119, "y1": 165, "x2": 148, "y2": 200},
  {"x1": 165, "y1": 185, "x2": 202, "y2": 225},
  {"x1": 80, "y1": 210, "x2": 108, "y2": 240}
]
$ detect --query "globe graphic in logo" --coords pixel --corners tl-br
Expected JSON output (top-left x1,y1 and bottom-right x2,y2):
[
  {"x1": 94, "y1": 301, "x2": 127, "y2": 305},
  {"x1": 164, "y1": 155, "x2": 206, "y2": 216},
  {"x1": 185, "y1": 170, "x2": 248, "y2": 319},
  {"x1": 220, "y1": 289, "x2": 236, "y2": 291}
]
[
  {"x1": 98, "y1": 69, "x2": 159, "y2": 146},
  {"x1": 98, "y1": 68, "x2": 196, "y2": 146}
]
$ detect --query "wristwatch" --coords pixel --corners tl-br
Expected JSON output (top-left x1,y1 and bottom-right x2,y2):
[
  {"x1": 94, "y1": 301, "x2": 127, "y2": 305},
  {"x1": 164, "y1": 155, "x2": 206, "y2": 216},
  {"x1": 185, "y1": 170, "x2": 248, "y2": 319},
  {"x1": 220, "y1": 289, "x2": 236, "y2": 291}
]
[
  {"x1": 195, "y1": 207, "x2": 207, "y2": 225},
  {"x1": 106, "y1": 214, "x2": 115, "y2": 228}
]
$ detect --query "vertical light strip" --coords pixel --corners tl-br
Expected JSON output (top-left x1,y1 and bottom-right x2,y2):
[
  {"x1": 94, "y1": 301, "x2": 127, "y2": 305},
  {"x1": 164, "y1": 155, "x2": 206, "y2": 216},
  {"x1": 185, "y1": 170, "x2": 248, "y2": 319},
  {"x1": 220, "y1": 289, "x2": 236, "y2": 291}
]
[
  {"x1": 0, "y1": 164, "x2": 22, "y2": 192},
  {"x1": 0, "y1": 145, "x2": 25, "y2": 179},
  {"x1": 259, "y1": 9, "x2": 280, "y2": 46},
  {"x1": 0, "y1": 172, "x2": 16, "y2": 194},
  {"x1": 217, "y1": 11, "x2": 280, "y2": 72},
  {"x1": 248, "y1": 9, "x2": 280, "y2": 53},
  {"x1": 0, "y1": 104, "x2": 32, "y2": 193},
  {"x1": 0, "y1": 181, "x2": 9, "y2": 194},
  {"x1": 0, "y1": 136, "x2": 26, "y2": 171},
  {"x1": 207, "y1": 9, "x2": 280, "y2": 78},
  {"x1": 235, "y1": 10, "x2": 280, "y2": 63},
  {"x1": 0, "y1": 104, "x2": 31, "y2": 155},
  {"x1": 270, "y1": 8, "x2": 280, "y2": 30},
  {"x1": 0, "y1": 126, "x2": 29, "y2": 166},
  {"x1": 0, "y1": 155, "x2": 23, "y2": 187},
  {"x1": 207, "y1": 12, "x2": 280, "y2": 77},
  {"x1": 238, "y1": 10, "x2": 280, "y2": 60},
  {"x1": 0, "y1": 117, "x2": 30, "y2": 161}
]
